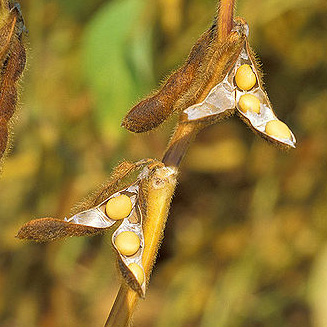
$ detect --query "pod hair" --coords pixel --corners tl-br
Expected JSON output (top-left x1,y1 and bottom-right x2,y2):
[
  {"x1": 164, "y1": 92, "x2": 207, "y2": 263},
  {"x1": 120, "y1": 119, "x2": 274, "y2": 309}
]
[
  {"x1": 121, "y1": 23, "x2": 216, "y2": 133},
  {"x1": 0, "y1": 0, "x2": 26, "y2": 159},
  {"x1": 70, "y1": 159, "x2": 162, "y2": 216},
  {"x1": 16, "y1": 218, "x2": 106, "y2": 242}
]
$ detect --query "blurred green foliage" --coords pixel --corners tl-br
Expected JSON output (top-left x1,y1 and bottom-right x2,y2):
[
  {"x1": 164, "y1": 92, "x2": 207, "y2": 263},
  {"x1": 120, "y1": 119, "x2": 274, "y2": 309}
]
[{"x1": 0, "y1": 0, "x2": 326, "y2": 326}]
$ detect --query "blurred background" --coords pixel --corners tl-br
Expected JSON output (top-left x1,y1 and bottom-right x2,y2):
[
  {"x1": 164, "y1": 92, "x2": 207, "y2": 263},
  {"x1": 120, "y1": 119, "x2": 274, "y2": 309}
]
[{"x1": 0, "y1": 0, "x2": 326, "y2": 326}]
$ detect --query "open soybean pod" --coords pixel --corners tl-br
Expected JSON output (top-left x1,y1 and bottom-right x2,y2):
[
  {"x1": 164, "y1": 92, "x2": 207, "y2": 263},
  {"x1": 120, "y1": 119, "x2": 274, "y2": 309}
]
[
  {"x1": 232, "y1": 39, "x2": 296, "y2": 149},
  {"x1": 122, "y1": 17, "x2": 250, "y2": 133},
  {"x1": 17, "y1": 160, "x2": 161, "y2": 242},
  {"x1": 112, "y1": 201, "x2": 146, "y2": 297},
  {"x1": 183, "y1": 20, "x2": 296, "y2": 149},
  {"x1": 16, "y1": 183, "x2": 140, "y2": 242},
  {"x1": 181, "y1": 18, "x2": 248, "y2": 124},
  {"x1": 66, "y1": 183, "x2": 139, "y2": 228}
]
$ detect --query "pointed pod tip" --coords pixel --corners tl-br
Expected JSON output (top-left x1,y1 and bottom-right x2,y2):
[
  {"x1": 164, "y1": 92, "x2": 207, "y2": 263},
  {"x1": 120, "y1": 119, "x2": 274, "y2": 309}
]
[
  {"x1": 16, "y1": 218, "x2": 59, "y2": 242},
  {"x1": 16, "y1": 217, "x2": 106, "y2": 242},
  {"x1": 121, "y1": 116, "x2": 145, "y2": 133}
]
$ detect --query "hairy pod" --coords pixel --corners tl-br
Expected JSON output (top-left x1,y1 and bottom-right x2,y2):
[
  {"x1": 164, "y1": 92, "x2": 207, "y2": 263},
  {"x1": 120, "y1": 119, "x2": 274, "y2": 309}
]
[
  {"x1": 180, "y1": 19, "x2": 296, "y2": 149},
  {"x1": 70, "y1": 159, "x2": 162, "y2": 216},
  {"x1": 121, "y1": 23, "x2": 217, "y2": 133},
  {"x1": 177, "y1": 18, "x2": 247, "y2": 128},
  {"x1": 0, "y1": 1, "x2": 26, "y2": 160},
  {"x1": 0, "y1": 10, "x2": 15, "y2": 62},
  {"x1": 122, "y1": 17, "x2": 248, "y2": 133},
  {"x1": 16, "y1": 218, "x2": 106, "y2": 242},
  {"x1": 0, "y1": 116, "x2": 8, "y2": 156}
]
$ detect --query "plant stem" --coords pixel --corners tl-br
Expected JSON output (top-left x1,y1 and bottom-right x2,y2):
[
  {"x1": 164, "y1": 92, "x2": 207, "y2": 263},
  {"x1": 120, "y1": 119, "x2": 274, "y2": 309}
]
[
  {"x1": 162, "y1": 122, "x2": 200, "y2": 168},
  {"x1": 105, "y1": 0, "x2": 235, "y2": 325},
  {"x1": 218, "y1": 0, "x2": 235, "y2": 41},
  {"x1": 104, "y1": 285, "x2": 137, "y2": 327}
]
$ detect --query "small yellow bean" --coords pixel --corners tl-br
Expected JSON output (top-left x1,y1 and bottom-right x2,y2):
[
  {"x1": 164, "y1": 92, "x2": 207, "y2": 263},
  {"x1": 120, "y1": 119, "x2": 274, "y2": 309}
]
[
  {"x1": 238, "y1": 94, "x2": 260, "y2": 114},
  {"x1": 128, "y1": 263, "x2": 144, "y2": 285},
  {"x1": 105, "y1": 194, "x2": 132, "y2": 220},
  {"x1": 114, "y1": 231, "x2": 140, "y2": 256},
  {"x1": 265, "y1": 120, "x2": 291, "y2": 140},
  {"x1": 235, "y1": 64, "x2": 256, "y2": 90}
]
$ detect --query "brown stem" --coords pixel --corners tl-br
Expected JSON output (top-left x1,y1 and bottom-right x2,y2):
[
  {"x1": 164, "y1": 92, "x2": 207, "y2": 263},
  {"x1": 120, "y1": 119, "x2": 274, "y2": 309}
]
[
  {"x1": 162, "y1": 0, "x2": 236, "y2": 169},
  {"x1": 218, "y1": 0, "x2": 235, "y2": 41},
  {"x1": 162, "y1": 122, "x2": 201, "y2": 168}
]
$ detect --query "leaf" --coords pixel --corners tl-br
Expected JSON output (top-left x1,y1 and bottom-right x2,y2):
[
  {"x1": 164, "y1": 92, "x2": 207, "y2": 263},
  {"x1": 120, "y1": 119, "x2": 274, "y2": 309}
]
[{"x1": 82, "y1": 0, "x2": 154, "y2": 139}]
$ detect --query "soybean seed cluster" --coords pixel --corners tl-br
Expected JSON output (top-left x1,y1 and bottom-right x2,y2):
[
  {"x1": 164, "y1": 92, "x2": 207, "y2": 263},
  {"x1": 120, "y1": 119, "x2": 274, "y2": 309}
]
[{"x1": 235, "y1": 64, "x2": 292, "y2": 141}]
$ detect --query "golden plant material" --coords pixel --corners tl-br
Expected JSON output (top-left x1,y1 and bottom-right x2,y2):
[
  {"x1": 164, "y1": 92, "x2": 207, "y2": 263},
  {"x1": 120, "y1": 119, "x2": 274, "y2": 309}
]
[
  {"x1": 162, "y1": 121, "x2": 202, "y2": 167},
  {"x1": 0, "y1": 1, "x2": 26, "y2": 160},
  {"x1": 114, "y1": 231, "x2": 140, "y2": 256},
  {"x1": 142, "y1": 166, "x2": 177, "y2": 276},
  {"x1": 235, "y1": 64, "x2": 256, "y2": 90},
  {"x1": 15, "y1": 0, "x2": 298, "y2": 325},
  {"x1": 238, "y1": 94, "x2": 260, "y2": 114},
  {"x1": 16, "y1": 218, "x2": 107, "y2": 242},
  {"x1": 105, "y1": 194, "x2": 133, "y2": 220},
  {"x1": 265, "y1": 120, "x2": 292, "y2": 140},
  {"x1": 128, "y1": 263, "x2": 144, "y2": 285}
]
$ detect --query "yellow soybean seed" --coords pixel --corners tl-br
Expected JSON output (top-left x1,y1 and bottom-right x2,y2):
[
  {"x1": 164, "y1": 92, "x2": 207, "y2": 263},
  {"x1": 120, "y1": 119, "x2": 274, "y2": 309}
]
[
  {"x1": 115, "y1": 231, "x2": 140, "y2": 256},
  {"x1": 128, "y1": 263, "x2": 144, "y2": 285},
  {"x1": 238, "y1": 94, "x2": 260, "y2": 114},
  {"x1": 105, "y1": 194, "x2": 132, "y2": 220},
  {"x1": 265, "y1": 120, "x2": 291, "y2": 140},
  {"x1": 235, "y1": 64, "x2": 256, "y2": 90}
]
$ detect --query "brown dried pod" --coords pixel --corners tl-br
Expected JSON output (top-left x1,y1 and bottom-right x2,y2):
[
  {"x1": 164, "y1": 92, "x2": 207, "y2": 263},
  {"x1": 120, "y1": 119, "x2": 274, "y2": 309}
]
[
  {"x1": 0, "y1": 116, "x2": 8, "y2": 156},
  {"x1": 0, "y1": 7, "x2": 16, "y2": 62},
  {"x1": 0, "y1": 1, "x2": 26, "y2": 159},
  {"x1": 16, "y1": 184, "x2": 140, "y2": 242},
  {"x1": 0, "y1": 35, "x2": 26, "y2": 121},
  {"x1": 16, "y1": 218, "x2": 106, "y2": 242},
  {"x1": 0, "y1": 84, "x2": 17, "y2": 121},
  {"x1": 121, "y1": 24, "x2": 216, "y2": 133},
  {"x1": 176, "y1": 18, "x2": 247, "y2": 119},
  {"x1": 69, "y1": 162, "x2": 156, "y2": 297}
]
